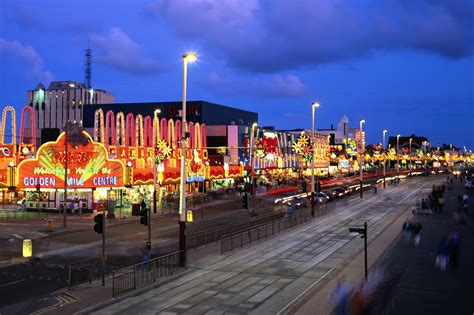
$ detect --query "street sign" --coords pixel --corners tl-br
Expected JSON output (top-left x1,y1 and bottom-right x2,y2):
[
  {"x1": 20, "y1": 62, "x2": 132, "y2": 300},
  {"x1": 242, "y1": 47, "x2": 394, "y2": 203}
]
[{"x1": 186, "y1": 210, "x2": 193, "y2": 222}]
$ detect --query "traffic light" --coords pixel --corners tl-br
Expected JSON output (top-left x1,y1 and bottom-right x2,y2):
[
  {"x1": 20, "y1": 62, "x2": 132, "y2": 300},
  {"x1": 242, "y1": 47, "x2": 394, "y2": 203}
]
[
  {"x1": 93, "y1": 213, "x2": 104, "y2": 234},
  {"x1": 315, "y1": 181, "x2": 321, "y2": 193},
  {"x1": 242, "y1": 193, "x2": 249, "y2": 209},
  {"x1": 140, "y1": 208, "x2": 148, "y2": 226}
]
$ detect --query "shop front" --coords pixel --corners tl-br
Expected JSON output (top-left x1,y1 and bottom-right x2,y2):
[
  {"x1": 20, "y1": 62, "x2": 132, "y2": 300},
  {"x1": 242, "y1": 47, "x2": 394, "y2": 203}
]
[{"x1": 16, "y1": 129, "x2": 125, "y2": 213}]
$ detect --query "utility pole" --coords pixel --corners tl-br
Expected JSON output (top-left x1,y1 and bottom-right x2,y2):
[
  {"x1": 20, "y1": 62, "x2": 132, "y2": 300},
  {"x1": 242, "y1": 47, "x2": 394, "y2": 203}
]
[{"x1": 101, "y1": 211, "x2": 106, "y2": 286}]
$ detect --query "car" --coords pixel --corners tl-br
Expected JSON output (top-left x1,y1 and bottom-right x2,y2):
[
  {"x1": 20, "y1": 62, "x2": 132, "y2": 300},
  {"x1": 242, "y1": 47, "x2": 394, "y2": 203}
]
[
  {"x1": 322, "y1": 191, "x2": 335, "y2": 202},
  {"x1": 314, "y1": 192, "x2": 329, "y2": 203},
  {"x1": 334, "y1": 188, "x2": 346, "y2": 198},
  {"x1": 286, "y1": 197, "x2": 307, "y2": 208}
]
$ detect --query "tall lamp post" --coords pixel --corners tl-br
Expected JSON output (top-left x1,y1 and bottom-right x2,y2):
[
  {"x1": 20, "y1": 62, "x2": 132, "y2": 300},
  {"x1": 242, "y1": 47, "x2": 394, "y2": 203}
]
[
  {"x1": 63, "y1": 82, "x2": 75, "y2": 228},
  {"x1": 382, "y1": 129, "x2": 387, "y2": 188},
  {"x1": 396, "y1": 134, "x2": 401, "y2": 176},
  {"x1": 249, "y1": 122, "x2": 257, "y2": 195},
  {"x1": 153, "y1": 109, "x2": 161, "y2": 214},
  {"x1": 409, "y1": 138, "x2": 413, "y2": 170},
  {"x1": 359, "y1": 119, "x2": 365, "y2": 198},
  {"x1": 178, "y1": 52, "x2": 197, "y2": 267},
  {"x1": 310, "y1": 102, "x2": 320, "y2": 217}
]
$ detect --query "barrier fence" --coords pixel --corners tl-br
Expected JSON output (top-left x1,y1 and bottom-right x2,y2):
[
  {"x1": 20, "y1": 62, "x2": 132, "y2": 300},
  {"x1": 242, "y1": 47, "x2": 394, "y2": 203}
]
[
  {"x1": 112, "y1": 250, "x2": 184, "y2": 298},
  {"x1": 221, "y1": 208, "x2": 312, "y2": 254},
  {"x1": 68, "y1": 258, "x2": 95, "y2": 289},
  {"x1": 220, "y1": 198, "x2": 349, "y2": 254},
  {"x1": 186, "y1": 205, "x2": 286, "y2": 250}
]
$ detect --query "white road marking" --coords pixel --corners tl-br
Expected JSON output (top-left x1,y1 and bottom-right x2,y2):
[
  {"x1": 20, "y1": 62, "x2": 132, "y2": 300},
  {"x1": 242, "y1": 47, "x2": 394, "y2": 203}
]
[
  {"x1": 0, "y1": 279, "x2": 25, "y2": 287},
  {"x1": 12, "y1": 234, "x2": 23, "y2": 239}
]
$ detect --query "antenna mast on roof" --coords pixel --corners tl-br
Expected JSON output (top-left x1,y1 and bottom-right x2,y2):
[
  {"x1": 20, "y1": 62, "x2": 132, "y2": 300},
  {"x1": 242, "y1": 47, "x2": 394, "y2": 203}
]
[{"x1": 84, "y1": 45, "x2": 92, "y2": 89}]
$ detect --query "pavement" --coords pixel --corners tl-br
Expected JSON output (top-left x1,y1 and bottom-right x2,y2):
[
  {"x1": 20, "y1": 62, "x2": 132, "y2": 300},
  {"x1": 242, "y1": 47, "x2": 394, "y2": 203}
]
[{"x1": 47, "y1": 176, "x2": 439, "y2": 315}]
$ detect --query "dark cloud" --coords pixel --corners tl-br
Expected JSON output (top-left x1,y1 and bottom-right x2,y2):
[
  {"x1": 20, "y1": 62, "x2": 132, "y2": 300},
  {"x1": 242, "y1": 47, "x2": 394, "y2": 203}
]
[
  {"x1": 91, "y1": 27, "x2": 163, "y2": 75},
  {"x1": 145, "y1": 0, "x2": 474, "y2": 72},
  {"x1": 195, "y1": 71, "x2": 306, "y2": 99}
]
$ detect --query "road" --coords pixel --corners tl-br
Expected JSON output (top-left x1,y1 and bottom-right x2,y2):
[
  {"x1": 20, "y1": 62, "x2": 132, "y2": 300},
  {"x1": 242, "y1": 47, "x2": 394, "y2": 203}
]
[{"x1": 91, "y1": 176, "x2": 441, "y2": 314}]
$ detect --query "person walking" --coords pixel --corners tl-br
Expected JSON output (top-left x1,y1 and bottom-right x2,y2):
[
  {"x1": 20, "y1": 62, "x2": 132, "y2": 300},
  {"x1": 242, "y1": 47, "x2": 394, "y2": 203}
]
[
  {"x1": 412, "y1": 222, "x2": 423, "y2": 246},
  {"x1": 331, "y1": 277, "x2": 351, "y2": 315},
  {"x1": 448, "y1": 230, "x2": 461, "y2": 270},
  {"x1": 436, "y1": 237, "x2": 450, "y2": 272},
  {"x1": 402, "y1": 219, "x2": 412, "y2": 244}
]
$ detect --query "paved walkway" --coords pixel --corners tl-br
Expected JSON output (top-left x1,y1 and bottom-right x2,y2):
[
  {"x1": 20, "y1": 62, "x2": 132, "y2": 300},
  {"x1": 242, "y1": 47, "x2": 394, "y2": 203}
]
[{"x1": 87, "y1": 177, "x2": 439, "y2": 315}]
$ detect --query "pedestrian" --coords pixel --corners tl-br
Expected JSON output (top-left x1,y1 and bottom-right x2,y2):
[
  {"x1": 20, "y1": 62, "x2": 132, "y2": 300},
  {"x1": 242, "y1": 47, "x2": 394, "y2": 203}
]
[
  {"x1": 436, "y1": 237, "x2": 450, "y2": 272},
  {"x1": 402, "y1": 219, "x2": 412, "y2": 244},
  {"x1": 448, "y1": 230, "x2": 461, "y2": 270},
  {"x1": 331, "y1": 277, "x2": 351, "y2": 315},
  {"x1": 373, "y1": 186, "x2": 377, "y2": 195},
  {"x1": 412, "y1": 222, "x2": 422, "y2": 246}
]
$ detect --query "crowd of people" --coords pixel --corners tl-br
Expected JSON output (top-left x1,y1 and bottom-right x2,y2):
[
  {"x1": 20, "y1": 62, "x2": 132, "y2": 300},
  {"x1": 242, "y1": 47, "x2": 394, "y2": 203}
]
[{"x1": 331, "y1": 265, "x2": 403, "y2": 315}]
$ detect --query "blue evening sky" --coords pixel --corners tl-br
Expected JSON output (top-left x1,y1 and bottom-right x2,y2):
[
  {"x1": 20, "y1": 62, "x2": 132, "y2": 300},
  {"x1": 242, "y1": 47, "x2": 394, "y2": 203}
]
[{"x1": 1, "y1": 0, "x2": 473, "y2": 148}]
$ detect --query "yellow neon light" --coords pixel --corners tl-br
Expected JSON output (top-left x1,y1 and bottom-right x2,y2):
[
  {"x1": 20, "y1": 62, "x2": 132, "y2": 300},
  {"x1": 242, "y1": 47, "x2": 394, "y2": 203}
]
[{"x1": 0, "y1": 106, "x2": 17, "y2": 146}]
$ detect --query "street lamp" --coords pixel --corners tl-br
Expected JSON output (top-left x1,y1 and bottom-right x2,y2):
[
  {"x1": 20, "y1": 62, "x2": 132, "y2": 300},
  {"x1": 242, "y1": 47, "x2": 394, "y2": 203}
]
[
  {"x1": 409, "y1": 138, "x2": 413, "y2": 170},
  {"x1": 63, "y1": 82, "x2": 75, "y2": 228},
  {"x1": 153, "y1": 109, "x2": 161, "y2": 214},
  {"x1": 396, "y1": 134, "x2": 401, "y2": 176},
  {"x1": 359, "y1": 119, "x2": 365, "y2": 198},
  {"x1": 311, "y1": 102, "x2": 320, "y2": 217},
  {"x1": 382, "y1": 129, "x2": 387, "y2": 188},
  {"x1": 178, "y1": 52, "x2": 197, "y2": 267},
  {"x1": 250, "y1": 122, "x2": 258, "y2": 195}
]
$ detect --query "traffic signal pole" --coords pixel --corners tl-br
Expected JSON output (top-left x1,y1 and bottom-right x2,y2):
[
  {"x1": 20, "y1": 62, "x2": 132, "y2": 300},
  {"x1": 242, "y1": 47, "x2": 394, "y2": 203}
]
[
  {"x1": 148, "y1": 206, "x2": 151, "y2": 250},
  {"x1": 101, "y1": 213, "x2": 106, "y2": 286}
]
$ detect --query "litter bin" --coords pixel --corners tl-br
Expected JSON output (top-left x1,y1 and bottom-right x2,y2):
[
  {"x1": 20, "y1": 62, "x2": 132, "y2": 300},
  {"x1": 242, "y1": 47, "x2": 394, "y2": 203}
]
[
  {"x1": 46, "y1": 219, "x2": 54, "y2": 232},
  {"x1": 23, "y1": 239, "x2": 32, "y2": 257}
]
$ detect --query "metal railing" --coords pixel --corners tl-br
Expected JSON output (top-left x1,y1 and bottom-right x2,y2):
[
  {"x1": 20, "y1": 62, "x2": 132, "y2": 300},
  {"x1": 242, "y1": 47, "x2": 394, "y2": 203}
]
[
  {"x1": 220, "y1": 208, "x2": 312, "y2": 254},
  {"x1": 186, "y1": 206, "x2": 285, "y2": 250},
  {"x1": 220, "y1": 198, "x2": 349, "y2": 254},
  {"x1": 68, "y1": 258, "x2": 95, "y2": 289},
  {"x1": 112, "y1": 250, "x2": 184, "y2": 298}
]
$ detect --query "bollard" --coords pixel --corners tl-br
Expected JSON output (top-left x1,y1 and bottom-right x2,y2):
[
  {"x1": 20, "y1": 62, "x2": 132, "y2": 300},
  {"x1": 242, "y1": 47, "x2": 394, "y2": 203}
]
[
  {"x1": 23, "y1": 239, "x2": 32, "y2": 257},
  {"x1": 46, "y1": 219, "x2": 54, "y2": 232}
]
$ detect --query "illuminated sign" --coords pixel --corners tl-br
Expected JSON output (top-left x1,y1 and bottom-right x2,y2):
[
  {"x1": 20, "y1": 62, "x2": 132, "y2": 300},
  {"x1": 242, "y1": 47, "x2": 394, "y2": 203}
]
[{"x1": 17, "y1": 131, "x2": 125, "y2": 189}]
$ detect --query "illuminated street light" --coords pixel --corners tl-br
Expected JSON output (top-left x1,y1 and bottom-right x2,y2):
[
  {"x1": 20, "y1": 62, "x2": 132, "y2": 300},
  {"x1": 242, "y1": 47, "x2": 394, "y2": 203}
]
[
  {"x1": 311, "y1": 102, "x2": 320, "y2": 217},
  {"x1": 409, "y1": 138, "x2": 413, "y2": 170},
  {"x1": 396, "y1": 134, "x2": 401, "y2": 176},
  {"x1": 359, "y1": 119, "x2": 365, "y2": 198},
  {"x1": 179, "y1": 51, "x2": 197, "y2": 267},
  {"x1": 382, "y1": 129, "x2": 387, "y2": 188}
]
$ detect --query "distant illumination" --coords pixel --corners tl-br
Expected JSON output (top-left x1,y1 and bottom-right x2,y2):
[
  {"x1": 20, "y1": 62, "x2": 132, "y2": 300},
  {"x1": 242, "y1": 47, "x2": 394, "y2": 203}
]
[
  {"x1": 89, "y1": 88, "x2": 94, "y2": 103},
  {"x1": 183, "y1": 52, "x2": 197, "y2": 63}
]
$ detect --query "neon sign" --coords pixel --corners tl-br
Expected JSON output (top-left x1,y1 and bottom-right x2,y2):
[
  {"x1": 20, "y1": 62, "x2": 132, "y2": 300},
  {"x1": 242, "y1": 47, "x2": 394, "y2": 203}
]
[{"x1": 17, "y1": 131, "x2": 125, "y2": 189}]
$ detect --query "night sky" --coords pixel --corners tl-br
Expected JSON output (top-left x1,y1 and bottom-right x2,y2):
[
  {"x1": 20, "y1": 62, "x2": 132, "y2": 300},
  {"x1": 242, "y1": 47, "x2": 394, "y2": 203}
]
[{"x1": 1, "y1": 0, "x2": 473, "y2": 148}]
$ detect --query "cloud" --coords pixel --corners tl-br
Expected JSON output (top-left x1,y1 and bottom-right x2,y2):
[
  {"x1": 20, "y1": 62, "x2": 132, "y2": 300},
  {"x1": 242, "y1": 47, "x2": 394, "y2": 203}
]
[
  {"x1": 0, "y1": 37, "x2": 53, "y2": 83},
  {"x1": 196, "y1": 71, "x2": 306, "y2": 99},
  {"x1": 145, "y1": 0, "x2": 474, "y2": 72},
  {"x1": 246, "y1": 74, "x2": 307, "y2": 98},
  {"x1": 91, "y1": 27, "x2": 162, "y2": 75}
]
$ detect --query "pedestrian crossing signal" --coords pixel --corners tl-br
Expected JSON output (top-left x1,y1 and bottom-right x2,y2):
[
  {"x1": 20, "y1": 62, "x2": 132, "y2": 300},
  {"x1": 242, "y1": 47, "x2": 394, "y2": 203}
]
[{"x1": 93, "y1": 214, "x2": 104, "y2": 234}]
